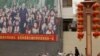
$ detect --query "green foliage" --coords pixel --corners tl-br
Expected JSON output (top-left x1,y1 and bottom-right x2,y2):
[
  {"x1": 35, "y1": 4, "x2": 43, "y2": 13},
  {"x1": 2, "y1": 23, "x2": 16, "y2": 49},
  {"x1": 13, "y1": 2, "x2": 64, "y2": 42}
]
[
  {"x1": 0, "y1": 0, "x2": 6, "y2": 8},
  {"x1": 0, "y1": 0, "x2": 54, "y2": 8},
  {"x1": 45, "y1": 0, "x2": 54, "y2": 8}
]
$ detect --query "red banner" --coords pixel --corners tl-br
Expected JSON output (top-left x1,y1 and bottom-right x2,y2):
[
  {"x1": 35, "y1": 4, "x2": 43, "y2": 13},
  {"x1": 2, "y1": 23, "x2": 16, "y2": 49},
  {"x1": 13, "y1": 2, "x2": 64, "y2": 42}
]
[{"x1": 0, "y1": 34, "x2": 57, "y2": 42}]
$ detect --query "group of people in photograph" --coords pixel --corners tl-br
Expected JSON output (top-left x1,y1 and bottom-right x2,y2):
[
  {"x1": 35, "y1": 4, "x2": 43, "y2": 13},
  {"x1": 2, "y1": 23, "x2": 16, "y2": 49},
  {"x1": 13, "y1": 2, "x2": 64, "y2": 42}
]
[{"x1": 0, "y1": 3, "x2": 58, "y2": 34}]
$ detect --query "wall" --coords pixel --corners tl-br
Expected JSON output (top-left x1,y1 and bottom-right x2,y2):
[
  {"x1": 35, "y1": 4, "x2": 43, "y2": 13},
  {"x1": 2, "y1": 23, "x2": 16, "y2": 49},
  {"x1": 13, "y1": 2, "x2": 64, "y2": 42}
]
[
  {"x1": 63, "y1": 32, "x2": 100, "y2": 56},
  {"x1": 59, "y1": 0, "x2": 73, "y2": 19},
  {"x1": 62, "y1": 8, "x2": 73, "y2": 18}
]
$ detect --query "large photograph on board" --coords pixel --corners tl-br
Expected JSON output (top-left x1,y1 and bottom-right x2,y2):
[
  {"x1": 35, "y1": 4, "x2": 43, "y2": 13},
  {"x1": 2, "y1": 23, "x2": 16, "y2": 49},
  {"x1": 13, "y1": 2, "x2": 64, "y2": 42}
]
[{"x1": 0, "y1": 0, "x2": 62, "y2": 41}]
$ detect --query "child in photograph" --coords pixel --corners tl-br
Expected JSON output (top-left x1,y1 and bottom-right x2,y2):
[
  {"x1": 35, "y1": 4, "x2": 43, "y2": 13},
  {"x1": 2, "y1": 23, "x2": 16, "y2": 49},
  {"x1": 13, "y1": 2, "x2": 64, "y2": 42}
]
[
  {"x1": 47, "y1": 15, "x2": 51, "y2": 24},
  {"x1": 32, "y1": 22, "x2": 39, "y2": 34},
  {"x1": 26, "y1": 13, "x2": 33, "y2": 26},
  {"x1": 0, "y1": 11, "x2": 7, "y2": 33},
  {"x1": 31, "y1": 13, "x2": 36, "y2": 24},
  {"x1": 41, "y1": 11, "x2": 46, "y2": 23},
  {"x1": 7, "y1": 17, "x2": 13, "y2": 33},
  {"x1": 31, "y1": 6, "x2": 36, "y2": 14},
  {"x1": 38, "y1": 13, "x2": 43, "y2": 28},
  {"x1": 49, "y1": 10, "x2": 56, "y2": 25},
  {"x1": 46, "y1": 23, "x2": 54, "y2": 34},
  {"x1": 10, "y1": 6, "x2": 17, "y2": 22},
  {"x1": 35, "y1": 12, "x2": 42, "y2": 29},
  {"x1": 6, "y1": 12, "x2": 13, "y2": 33},
  {"x1": 36, "y1": 14, "x2": 39, "y2": 22},
  {"x1": 1, "y1": 21, "x2": 7, "y2": 33},
  {"x1": 14, "y1": 13, "x2": 20, "y2": 33},
  {"x1": 25, "y1": 13, "x2": 33, "y2": 34},
  {"x1": 41, "y1": 22, "x2": 47, "y2": 34},
  {"x1": 45, "y1": 9, "x2": 50, "y2": 22},
  {"x1": 1, "y1": 11, "x2": 6, "y2": 23},
  {"x1": 25, "y1": 25, "x2": 31, "y2": 34},
  {"x1": 43, "y1": 6, "x2": 48, "y2": 13},
  {"x1": 14, "y1": 20, "x2": 20, "y2": 33},
  {"x1": 52, "y1": 24, "x2": 57, "y2": 34}
]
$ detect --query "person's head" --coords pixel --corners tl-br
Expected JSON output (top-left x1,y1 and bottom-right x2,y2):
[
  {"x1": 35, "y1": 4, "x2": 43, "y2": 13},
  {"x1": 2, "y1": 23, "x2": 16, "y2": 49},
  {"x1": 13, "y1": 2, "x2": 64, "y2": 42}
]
[
  {"x1": 22, "y1": 3, "x2": 25, "y2": 9},
  {"x1": 33, "y1": 22, "x2": 38, "y2": 28},
  {"x1": 37, "y1": 10, "x2": 40, "y2": 15},
  {"x1": 4, "y1": 5, "x2": 7, "y2": 9},
  {"x1": 75, "y1": 46, "x2": 78, "y2": 49},
  {"x1": 50, "y1": 9, "x2": 55, "y2": 16},
  {"x1": 44, "y1": 6, "x2": 48, "y2": 11}
]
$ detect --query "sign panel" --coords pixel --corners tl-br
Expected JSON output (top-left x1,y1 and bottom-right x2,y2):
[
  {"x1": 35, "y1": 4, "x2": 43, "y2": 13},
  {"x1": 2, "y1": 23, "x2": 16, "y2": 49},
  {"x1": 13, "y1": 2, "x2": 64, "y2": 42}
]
[
  {"x1": 0, "y1": 34, "x2": 56, "y2": 41},
  {"x1": 0, "y1": 0, "x2": 62, "y2": 41}
]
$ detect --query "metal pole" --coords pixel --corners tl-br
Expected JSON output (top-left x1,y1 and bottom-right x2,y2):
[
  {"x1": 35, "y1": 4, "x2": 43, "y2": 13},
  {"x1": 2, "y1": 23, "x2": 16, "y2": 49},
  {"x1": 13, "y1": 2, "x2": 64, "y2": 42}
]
[
  {"x1": 86, "y1": 14, "x2": 92, "y2": 56},
  {"x1": 81, "y1": 1, "x2": 95, "y2": 56}
]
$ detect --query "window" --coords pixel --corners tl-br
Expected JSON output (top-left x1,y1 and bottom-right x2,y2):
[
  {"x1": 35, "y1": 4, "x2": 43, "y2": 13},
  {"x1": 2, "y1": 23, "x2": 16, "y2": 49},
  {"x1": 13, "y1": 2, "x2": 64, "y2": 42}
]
[{"x1": 63, "y1": 0, "x2": 72, "y2": 7}]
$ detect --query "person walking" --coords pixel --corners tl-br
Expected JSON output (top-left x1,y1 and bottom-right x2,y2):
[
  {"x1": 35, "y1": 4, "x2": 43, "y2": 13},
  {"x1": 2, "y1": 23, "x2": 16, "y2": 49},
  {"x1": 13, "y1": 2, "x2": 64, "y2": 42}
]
[{"x1": 75, "y1": 47, "x2": 80, "y2": 56}]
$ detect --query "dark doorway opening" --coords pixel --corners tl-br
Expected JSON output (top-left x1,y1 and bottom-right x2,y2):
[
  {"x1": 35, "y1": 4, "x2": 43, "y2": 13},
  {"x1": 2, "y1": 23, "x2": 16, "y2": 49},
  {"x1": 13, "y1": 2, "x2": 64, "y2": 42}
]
[{"x1": 63, "y1": 19, "x2": 72, "y2": 31}]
